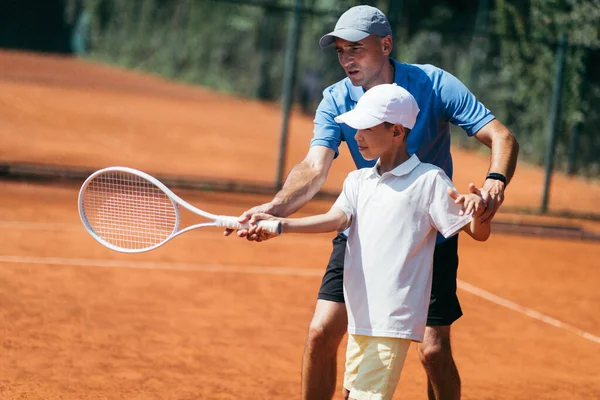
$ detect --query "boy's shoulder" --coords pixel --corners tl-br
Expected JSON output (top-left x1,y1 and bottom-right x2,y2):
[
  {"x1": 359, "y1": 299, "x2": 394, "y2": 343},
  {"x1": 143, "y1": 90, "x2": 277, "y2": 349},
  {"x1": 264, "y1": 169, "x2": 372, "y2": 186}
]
[
  {"x1": 409, "y1": 162, "x2": 455, "y2": 193},
  {"x1": 342, "y1": 167, "x2": 380, "y2": 190},
  {"x1": 346, "y1": 161, "x2": 450, "y2": 185},
  {"x1": 346, "y1": 167, "x2": 374, "y2": 181},
  {"x1": 412, "y1": 161, "x2": 447, "y2": 180}
]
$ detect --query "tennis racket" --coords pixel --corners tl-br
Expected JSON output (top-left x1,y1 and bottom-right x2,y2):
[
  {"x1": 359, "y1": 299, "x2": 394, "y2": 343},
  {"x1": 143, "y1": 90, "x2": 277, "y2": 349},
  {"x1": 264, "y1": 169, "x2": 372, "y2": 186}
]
[{"x1": 78, "y1": 166, "x2": 281, "y2": 253}]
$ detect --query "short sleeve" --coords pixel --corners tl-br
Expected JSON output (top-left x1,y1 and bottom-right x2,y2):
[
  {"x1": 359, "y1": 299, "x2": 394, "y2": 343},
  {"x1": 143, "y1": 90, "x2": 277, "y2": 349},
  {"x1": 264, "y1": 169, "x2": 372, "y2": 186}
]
[
  {"x1": 310, "y1": 89, "x2": 343, "y2": 158},
  {"x1": 438, "y1": 70, "x2": 495, "y2": 136},
  {"x1": 428, "y1": 171, "x2": 472, "y2": 238},
  {"x1": 332, "y1": 171, "x2": 359, "y2": 226}
]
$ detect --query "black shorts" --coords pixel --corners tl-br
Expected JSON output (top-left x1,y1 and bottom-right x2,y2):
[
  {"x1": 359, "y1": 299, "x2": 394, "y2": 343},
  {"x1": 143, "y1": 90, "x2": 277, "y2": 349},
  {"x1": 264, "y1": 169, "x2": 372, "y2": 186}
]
[{"x1": 317, "y1": 233, "x2": 462, "y2": 326}]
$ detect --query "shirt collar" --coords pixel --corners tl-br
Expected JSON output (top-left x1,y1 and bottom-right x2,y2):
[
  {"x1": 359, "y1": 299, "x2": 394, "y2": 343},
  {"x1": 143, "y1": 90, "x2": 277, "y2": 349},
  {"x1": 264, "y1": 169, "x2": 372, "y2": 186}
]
[
  {"x1": 367, "y1": 154, "x2": 421, "y2": 178},
  {"x1": 347, "y1": 81, "x2": 364, "y2": 102},
  {"x1": 347, "y1": 58, "x2": 402, "y2": 103}
]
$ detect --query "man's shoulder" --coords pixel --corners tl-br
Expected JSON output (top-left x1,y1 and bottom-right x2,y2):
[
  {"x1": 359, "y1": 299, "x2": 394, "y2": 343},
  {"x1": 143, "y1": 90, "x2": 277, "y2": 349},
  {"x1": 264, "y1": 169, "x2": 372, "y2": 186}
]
[
  {"x1": 394, "y1": 61, "x2": 454, "y2": 91},
  {"x1": 315, "y1": 77, "x2": 357, "y2": 116},
  {"x1": 322, "y1": 77, "x2": 354, "y2": 99},
  {"x1": 393, "y1": 61, "x2": 456, "y2": 102},
  {"x1": 398, "y1": 61, "x2": 446, "y2": 77}
]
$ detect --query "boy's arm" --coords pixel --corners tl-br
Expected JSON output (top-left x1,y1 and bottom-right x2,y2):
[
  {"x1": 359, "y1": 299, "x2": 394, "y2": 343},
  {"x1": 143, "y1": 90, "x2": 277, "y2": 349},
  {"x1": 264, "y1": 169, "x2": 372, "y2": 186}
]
[
  {"x1": 248, "y1": 163, "x2": 357, "y2": 242},
  {"x1": 282, "y1": 207, "x2": 348, "y2": 234},
  {"x1": 248, "y1": 208, "x2": 348, "y2": 241},
  {"x1": 462, "y1": 217, "x2": 491, "y2": 242}
]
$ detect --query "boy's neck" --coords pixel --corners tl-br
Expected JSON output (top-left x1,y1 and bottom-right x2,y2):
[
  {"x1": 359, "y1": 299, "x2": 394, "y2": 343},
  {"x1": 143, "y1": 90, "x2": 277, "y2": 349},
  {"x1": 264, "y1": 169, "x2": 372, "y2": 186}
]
[{"x1": 377, "y1": 146, "x2": 411, "y2": 175}]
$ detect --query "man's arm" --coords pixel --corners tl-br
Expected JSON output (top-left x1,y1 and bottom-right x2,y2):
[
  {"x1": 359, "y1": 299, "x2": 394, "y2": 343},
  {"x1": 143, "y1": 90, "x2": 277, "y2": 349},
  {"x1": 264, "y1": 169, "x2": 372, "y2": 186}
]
[
  {"x1": 224, "y1": 145, "x2": 335, "y2": 238},
  {"x1": 438, "y1": 69, "x2": 518, "y2": 223},
  {"x1": 473, "y1": 119, "x2": 520, "y2": 223},
  {"x1": 271, "y1": 146, "x2": 336, "y2": 217}
]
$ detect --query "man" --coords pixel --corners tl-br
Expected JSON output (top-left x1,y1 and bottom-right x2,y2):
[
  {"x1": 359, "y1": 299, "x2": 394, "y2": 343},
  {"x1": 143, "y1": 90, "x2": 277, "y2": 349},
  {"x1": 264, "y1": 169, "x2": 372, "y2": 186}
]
[{"x1": 226, "y1": 5, "x2": 519, "y2": 400}]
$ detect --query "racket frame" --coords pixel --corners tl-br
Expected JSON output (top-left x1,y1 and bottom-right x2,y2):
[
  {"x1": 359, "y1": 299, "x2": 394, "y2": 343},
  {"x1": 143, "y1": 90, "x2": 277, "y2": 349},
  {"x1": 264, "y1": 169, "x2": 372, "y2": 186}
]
[{"x1": 78, "y1": 166, "x2": 278, "y2": 253}]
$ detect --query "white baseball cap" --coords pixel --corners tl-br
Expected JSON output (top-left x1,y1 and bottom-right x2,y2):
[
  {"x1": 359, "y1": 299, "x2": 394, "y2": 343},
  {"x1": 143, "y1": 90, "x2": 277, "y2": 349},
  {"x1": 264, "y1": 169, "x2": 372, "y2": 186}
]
[{"x1": 334, "y1": 84, "x2": 420, "y2": 130}]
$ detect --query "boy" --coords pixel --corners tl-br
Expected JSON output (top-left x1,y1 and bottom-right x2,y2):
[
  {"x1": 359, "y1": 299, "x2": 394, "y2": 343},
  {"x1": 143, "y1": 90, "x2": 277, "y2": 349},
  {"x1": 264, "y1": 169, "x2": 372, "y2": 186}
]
[{"x1": 249, "y1": 84, "x2": 490, "y2": 400}]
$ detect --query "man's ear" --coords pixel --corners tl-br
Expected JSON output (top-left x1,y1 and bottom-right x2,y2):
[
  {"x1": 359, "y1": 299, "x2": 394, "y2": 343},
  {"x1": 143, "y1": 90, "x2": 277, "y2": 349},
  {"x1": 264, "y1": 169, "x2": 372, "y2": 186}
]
[{"x1": 382, "y1": 36, "x2": 393, "y2": 55}]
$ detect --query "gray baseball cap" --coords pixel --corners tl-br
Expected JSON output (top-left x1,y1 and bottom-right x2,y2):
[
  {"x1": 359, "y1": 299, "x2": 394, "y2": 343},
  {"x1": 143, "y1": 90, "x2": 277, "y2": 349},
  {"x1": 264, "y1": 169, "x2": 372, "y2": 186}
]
[{"x1": 319, "y1": 5, "x2": 392, "y2": 48}]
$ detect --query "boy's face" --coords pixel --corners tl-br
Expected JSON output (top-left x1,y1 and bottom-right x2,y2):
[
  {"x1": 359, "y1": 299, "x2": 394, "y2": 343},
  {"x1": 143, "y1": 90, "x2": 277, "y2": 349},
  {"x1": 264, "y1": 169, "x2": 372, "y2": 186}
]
[{"x1": 354, "y1": 123, "x2": 401, "y2": 160}]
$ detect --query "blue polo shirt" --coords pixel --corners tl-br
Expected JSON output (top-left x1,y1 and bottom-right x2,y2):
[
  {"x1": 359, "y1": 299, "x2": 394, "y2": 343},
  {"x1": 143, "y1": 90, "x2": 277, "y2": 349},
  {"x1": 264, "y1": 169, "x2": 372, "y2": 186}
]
[{"x1": 311, "y1": 59, "x2": 495, "y2": 242}]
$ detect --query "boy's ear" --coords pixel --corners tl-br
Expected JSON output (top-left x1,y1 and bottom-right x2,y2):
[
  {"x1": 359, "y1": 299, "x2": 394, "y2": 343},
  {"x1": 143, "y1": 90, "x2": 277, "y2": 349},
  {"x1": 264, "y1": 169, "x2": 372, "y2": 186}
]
[{"x1": 392, "y1": 124, "x2": 406, "y2": 138}]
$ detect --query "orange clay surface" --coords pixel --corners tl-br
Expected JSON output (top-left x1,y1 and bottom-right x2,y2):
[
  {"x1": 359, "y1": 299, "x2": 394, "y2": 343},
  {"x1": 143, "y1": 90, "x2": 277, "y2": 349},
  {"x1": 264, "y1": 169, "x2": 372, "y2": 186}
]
[{"x1": 1, "y1": 50, "x2": 599, "y2": 399}]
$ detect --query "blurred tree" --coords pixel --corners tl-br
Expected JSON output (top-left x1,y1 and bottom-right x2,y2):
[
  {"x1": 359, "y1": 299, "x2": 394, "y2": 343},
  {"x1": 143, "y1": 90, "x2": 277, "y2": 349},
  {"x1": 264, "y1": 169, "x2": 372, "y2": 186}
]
[
  {"x1": 71, "y1": 0, "x2": 599, "y2": 176},
  {"x1": 492, "y1": 0, "x2": 600, "y2": 175}
]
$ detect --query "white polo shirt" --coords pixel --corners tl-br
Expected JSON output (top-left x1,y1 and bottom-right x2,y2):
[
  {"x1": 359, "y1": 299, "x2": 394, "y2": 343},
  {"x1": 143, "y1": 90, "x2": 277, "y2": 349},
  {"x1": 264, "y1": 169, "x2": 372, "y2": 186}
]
[{"x1": 333, "y1": 155, "x2": 471, "y2": 342}]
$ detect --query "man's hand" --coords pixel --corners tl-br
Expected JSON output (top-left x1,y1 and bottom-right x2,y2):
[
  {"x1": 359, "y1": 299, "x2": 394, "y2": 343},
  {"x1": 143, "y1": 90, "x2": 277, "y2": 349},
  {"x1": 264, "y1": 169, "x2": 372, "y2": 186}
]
[
  {"x1": 246, "y1": 213, "x2": 282, "y2": 242},
  {"x1": 223, "y1": 202, "x2": 284, "y2": 241},
  {"x1": 472, "y1": 179, "x2": 505, "y2": 223}
]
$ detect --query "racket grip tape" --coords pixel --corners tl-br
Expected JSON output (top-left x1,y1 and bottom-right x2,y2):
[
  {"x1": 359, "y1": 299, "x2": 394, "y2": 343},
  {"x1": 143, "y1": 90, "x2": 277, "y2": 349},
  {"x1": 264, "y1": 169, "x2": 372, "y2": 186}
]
[{"x1": 215, "y1": 216, "x2": 282, "y2": 235}]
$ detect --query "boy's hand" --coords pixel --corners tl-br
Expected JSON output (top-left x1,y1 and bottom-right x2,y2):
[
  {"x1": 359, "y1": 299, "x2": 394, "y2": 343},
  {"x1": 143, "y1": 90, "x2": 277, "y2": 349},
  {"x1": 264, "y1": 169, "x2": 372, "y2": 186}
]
[
  {"x1": 448, "y1": 183, "x2": 485, "y2": 217},
  {"x1": 244, "y1": 213, "x2": 282, "y2": 242},
  {"x1": 465, "y1": 183, "x2": 486, "y2": 218}
]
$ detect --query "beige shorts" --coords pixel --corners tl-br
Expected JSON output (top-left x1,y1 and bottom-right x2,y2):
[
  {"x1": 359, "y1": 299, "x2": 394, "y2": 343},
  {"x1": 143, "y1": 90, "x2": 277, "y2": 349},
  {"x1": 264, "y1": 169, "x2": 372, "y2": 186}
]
[{"x1": 344, "y1": 334, "x2": 411, "y2": 400}]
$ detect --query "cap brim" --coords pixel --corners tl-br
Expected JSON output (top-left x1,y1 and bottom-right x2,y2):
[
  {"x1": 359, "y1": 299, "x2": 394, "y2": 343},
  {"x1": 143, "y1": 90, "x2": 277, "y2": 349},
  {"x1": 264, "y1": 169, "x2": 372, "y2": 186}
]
[
  {"x1": 319, "y1": 28, "x2": 370, "y2": 48},
  {"x1": 334, "y1": 109, "x2": 383, "y2": 130}
]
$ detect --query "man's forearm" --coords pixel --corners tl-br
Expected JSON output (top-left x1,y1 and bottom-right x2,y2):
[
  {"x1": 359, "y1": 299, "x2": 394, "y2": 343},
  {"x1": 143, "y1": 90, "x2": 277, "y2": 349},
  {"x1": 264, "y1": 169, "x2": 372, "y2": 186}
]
[
  {"x1": 271, "y1": 161, "x2": 328, "y2": 217},
  {"x1": 476, "y1": 120, "x2": 519, "y2": 185},
  {"x1": 489, "y1": 131, "x2": 519, "y2": 184}
]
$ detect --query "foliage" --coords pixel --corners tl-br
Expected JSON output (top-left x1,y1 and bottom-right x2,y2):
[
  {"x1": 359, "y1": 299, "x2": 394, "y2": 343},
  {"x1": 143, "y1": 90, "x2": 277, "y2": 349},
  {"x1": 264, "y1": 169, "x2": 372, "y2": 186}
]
[{"x1": 77, "y1": 0, "x2": 600, "y2": 177}]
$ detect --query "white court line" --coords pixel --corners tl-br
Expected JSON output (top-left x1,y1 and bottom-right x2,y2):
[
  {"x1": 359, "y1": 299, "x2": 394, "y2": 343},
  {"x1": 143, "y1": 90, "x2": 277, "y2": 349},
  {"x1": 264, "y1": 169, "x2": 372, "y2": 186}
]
[
  {"x1": 456, "y1": 280, "x2": 600, "y2": 344},
  {"x1": 0, "y1": 254, "x2": 599, "y2": 345},
  {"x1": 0, "y1": 255, "x2": 324, "y2": 277}
]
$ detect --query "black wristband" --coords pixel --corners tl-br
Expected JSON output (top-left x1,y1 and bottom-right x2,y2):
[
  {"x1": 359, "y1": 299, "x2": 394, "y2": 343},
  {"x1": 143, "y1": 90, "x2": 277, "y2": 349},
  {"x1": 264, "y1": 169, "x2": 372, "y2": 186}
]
[{"x1": 486, "y1": 172, "x2": 507, "y2": 185}]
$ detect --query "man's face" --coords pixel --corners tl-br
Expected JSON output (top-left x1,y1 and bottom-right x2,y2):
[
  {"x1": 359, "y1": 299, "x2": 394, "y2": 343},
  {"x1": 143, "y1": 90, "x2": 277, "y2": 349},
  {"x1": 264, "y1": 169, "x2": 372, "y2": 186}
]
[
  {"x1": 354, "y1": 122, "x2": 397, "y2": 160},
  {"x1": 334, "y1": 35, "x2": 392, "y2": 89}
]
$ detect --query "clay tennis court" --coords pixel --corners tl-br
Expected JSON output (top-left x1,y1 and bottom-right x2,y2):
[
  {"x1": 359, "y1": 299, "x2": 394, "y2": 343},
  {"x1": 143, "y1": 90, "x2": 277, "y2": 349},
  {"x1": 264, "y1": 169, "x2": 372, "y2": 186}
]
[{"x1": 1, "y1": 50, "x2": 599, "y2": 399}]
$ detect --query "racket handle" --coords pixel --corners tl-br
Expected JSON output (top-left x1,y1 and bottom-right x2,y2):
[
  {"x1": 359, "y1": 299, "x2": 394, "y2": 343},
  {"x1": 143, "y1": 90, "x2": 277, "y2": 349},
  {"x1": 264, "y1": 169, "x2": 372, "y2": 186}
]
[{"x1": 215, "y1": 216, "x2": 282, "y2": 235}]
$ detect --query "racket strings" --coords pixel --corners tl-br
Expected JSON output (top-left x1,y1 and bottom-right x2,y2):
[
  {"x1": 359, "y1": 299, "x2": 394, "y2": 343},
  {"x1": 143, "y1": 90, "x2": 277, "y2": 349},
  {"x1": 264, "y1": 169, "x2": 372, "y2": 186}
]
[{"x1": 82, "y1": 171, "x2": 178, "y2": 250}]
